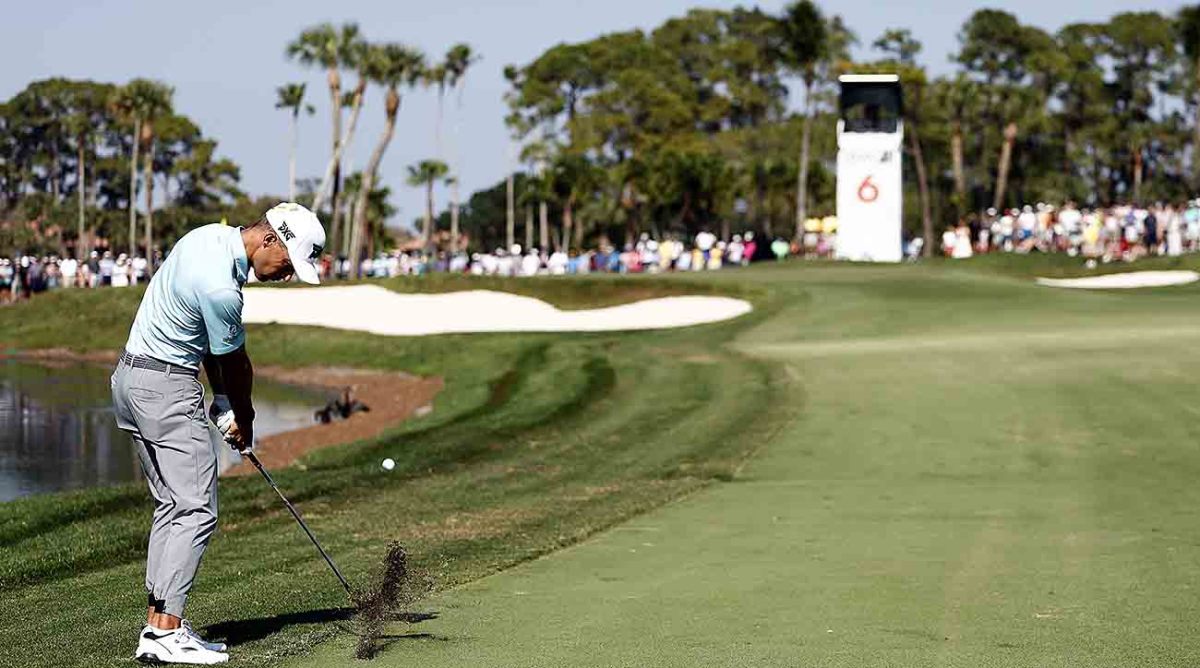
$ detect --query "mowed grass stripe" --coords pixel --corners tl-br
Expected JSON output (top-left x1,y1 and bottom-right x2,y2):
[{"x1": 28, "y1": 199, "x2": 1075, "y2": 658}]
[{"x1": 289, "y1": 261, "x2": 1200, "y2": 667}]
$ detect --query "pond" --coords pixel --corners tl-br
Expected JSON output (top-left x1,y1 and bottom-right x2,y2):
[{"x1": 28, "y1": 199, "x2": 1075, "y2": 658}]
[{"x1": 0, "y1": 360, "x2": 328, "y2": 502}]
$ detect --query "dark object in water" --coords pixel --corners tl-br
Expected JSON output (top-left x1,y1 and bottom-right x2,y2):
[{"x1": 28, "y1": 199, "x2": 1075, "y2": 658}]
[
  {"x1": 315, "y1": 386, "x2": 371, "y2": 424},
  {"x1": 353, "y1": 542, "x2": 434, "y2": 660}
]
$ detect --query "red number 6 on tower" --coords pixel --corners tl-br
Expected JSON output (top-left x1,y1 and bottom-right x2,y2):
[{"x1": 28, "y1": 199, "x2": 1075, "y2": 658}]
[{"x1": 857, "y1": 175, "x2": 879, "y2": 203}]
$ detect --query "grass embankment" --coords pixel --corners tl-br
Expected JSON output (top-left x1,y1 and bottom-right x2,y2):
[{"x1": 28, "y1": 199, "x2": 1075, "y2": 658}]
[{"x1": 0, "y1": 273, "x2": 779, "y2": 668}]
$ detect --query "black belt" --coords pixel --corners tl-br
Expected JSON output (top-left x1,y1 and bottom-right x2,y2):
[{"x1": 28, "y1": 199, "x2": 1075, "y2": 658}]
[{"x1": 119, "y1": 351, "x2": 199, "y2": 377}]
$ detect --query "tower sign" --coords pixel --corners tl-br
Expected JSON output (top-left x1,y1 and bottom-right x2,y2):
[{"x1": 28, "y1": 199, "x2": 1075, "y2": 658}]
[{"x1": 835, "y1": 74, "x2": 903, "y2": 262}]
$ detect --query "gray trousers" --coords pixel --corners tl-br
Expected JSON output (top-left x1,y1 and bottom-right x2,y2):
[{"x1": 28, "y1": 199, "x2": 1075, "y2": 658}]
[{"x1": 111, "y1": 358, "x2": 218, "y2": 617}]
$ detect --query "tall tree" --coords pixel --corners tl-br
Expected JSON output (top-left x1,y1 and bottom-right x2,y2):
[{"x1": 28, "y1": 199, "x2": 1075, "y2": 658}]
[
  {"x1": 955, "y1": 10, "x2": 1054, "y2": 208},
  {"x1": 287, "y1": 22, "x2": 363, "y2": 258},
  {"x1": 109, "y1": 79, "x2": 171, "y2": 260},
  {"x1": 1100, "y1": 12, "x2": 1178, "y2": 201},
  {"x1": 442, "y1": 44, "x2": 478, "y2": 253},
  {"x1": 407, "y1": 160, "x2": 449, "y2": 252},
  {"x1": 931, "y1": 75, "x2": 979, "y2": 212},
  {"x1": 778, "y1": 1, "x2": 852, "y2": 239},
  {"x1": 59, "y1": 81, "x2": 111, "y2": 258},
  {"x1": 348, "y1": 43, "x2": 424, "y2": 276},
  {"x1": 1179, "y1": 6, "x2": 1200, "y2": 190},
  {"x1": 873, "y1": 30, "x2": 934, "y2": 256},
  {"x1": 138, "y1": 84, "x2": 173, "y2": 272},
  {"x1": 274, "y1": 83, "x2": 313, "y2": 201}
]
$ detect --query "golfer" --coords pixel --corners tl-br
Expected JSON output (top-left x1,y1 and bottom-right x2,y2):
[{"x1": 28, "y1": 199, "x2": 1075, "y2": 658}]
[{"x1": 111, "y1": 202, "x2": 324, "y2": 665}]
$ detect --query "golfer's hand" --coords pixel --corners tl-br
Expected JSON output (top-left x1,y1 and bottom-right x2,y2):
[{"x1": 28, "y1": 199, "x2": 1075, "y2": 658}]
[{"x1": 226, "y1": 420, "x2": 254, "y2": 452}]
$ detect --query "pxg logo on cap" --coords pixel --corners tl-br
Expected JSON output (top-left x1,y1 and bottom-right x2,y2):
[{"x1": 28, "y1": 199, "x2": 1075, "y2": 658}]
[{"x1": 265, "y1": 202, "x2": 326, "y2": 285}]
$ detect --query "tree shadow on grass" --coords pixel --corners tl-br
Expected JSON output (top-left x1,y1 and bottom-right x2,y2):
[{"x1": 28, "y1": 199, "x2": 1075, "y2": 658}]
[{"x1": 200, "y1": 608, "x2": 441, "y2": 648}]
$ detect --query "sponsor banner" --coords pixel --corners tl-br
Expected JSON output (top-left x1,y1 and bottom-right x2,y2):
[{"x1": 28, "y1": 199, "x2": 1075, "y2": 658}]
[{"x1": 836, "y1": 132, "x2": 903, "y2": 263}]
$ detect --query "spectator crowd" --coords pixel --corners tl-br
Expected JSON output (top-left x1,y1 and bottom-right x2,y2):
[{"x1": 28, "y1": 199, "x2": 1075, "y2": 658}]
[
  {"x1": 1, "y1": 230, "x2": 796, "y2": 301},
  {"x1": 0, "y1": 250, "x2": 153, "y2": 302},
  {"x1": 8, "y1": 200, "x2": 1194, "y2": 302},
  {"x1": 931, "y1": 201, "x2": 1200, "y2": 262},
  {"x1": 320, "y1": 231, "x2": 790, "y2": 279}
]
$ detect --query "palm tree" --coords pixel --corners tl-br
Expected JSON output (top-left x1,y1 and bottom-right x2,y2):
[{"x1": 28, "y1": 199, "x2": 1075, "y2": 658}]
[
  {"x1": 778, "y1": 1, "x2": 827, "y2": 240},
  {"x1": 138, "y1": 86, "x2": 173, "y2": 273},
  {"x1": 552, "y1": 153, "x2": 598, "y2": 251},
  {"x1": 64, "y1": 82, "x2": 109, "y2": 260},
  {"x1": 445, "y1": 175, "x2": 460, "y2": 251},
  {"x1": 347, "y1": 43, "x2": 425, "y2": 276},
  {"x1": 442, "y1": 44, "x2": 478, "y2": 256},
  {"x1": 424, "y1": 63, "x2": 449, "y2": 158},
  {"x1": 287, "y1": 22, "x2": 362, "y2": 257},
  {"x1": 407, "y1": 160, "x2": 449, "y2": 252},
  {"x1": 1178, "y1": 6, "x2": 1200, "y2": 190},
  {"x1": 934, "y1": 75, "x2": 978, "y2": 214},
  {"x1": 109, "y1": 79, "x2": 171, "y2": 260},
  {"x1": 275, "y1": 83, "x2": 314, "y2": 200},
  {"x1": 778, "y1": 4, "x2": 852, "y2": 240}
]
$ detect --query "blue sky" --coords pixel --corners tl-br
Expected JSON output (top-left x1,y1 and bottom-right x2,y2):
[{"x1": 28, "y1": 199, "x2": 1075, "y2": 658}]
[{"x1": 3, "y1": 0, "x2": 1185, "y2": 229}]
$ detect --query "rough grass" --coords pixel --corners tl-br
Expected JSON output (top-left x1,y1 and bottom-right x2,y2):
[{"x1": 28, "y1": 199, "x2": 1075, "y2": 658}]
[{"x1": 0, "y1": 273, "x2": 777, "y2": 667}]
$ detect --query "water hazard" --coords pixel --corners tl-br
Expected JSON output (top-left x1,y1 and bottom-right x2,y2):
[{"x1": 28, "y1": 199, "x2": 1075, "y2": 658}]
[{"x1": 0, "y1": 360, "x2": 326, "y2": 501}]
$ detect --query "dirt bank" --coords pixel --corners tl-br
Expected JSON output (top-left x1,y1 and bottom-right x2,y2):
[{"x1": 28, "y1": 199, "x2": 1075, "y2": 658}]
[
  {"x1": 0, "y1": 348, "x2": 443, "y2": 473},
  {"x1": 222, "y1": 366, "x2": 442, "y2": 475}
]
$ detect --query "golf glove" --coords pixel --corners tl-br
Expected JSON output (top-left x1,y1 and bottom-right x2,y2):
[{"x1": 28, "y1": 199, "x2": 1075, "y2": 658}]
[{"x1": 208, "y1": 394, "x2": 236, "y2": 437}]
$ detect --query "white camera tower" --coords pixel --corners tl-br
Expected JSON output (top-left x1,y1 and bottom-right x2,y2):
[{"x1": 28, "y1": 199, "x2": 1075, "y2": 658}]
[{"x1": 835, "y1": 74, "x2": 904, "y2": 262}]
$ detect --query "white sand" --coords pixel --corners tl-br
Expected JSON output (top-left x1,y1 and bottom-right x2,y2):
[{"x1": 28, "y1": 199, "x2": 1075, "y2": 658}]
[
  {"x1": 1036, "y1": 270, "x2": 1200, "y2": 290},
  {"x1": 243, "y1": 285, "x2": 752, "y2": 336}
]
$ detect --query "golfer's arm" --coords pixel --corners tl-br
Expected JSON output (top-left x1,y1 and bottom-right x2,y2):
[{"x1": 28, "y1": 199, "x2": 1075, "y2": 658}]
[
  {"x1": 211, "y1": 346, "x2": 255, "y2": 428},
  {"x1": 202, "y1": 353, "x2": 226, "y2": 395}
]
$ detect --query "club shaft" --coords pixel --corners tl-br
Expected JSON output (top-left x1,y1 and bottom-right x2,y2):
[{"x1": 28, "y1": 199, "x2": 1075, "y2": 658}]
[{"x1": 246, "y1": 451, "x2": 354, "y2": 600}]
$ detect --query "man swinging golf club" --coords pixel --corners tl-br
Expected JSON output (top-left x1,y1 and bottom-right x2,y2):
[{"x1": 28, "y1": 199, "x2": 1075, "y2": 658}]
[{"x1": 111, "y1": 202, "x2": 324, "y2": 664}]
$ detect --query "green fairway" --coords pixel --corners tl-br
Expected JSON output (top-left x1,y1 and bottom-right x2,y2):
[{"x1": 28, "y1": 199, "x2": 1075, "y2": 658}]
[
  {"x1": 5, "y1": 261, "x2": 1200, "y2": 667},
  {"x1": 289, "y1": 261, "x2": 1200, "y2": 667}
]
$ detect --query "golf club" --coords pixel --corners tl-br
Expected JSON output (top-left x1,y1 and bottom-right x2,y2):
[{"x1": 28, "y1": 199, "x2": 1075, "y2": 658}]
[{"x1": 244, "y1": 449, "x2": 355, "y2": 602}]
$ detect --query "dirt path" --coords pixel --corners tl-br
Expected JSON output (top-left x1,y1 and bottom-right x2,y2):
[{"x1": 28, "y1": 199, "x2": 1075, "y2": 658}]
[{"x1": 0, "y1": 348, "x2": 443, "y2": 473}]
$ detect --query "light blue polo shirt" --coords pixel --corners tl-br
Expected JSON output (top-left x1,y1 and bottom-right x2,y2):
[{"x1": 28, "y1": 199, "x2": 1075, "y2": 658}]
[{"x1": 124, "y1": 224, "x2": 248, "y2": 369}]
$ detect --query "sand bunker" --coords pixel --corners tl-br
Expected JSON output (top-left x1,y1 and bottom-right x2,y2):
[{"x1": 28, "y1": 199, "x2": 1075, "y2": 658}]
[
  {"x1": 1036, "y1": 270, "x2": 1200, "y2": 290},
  {"x1": 243, "y1": 285, "x2": 752, "y2": 335}
]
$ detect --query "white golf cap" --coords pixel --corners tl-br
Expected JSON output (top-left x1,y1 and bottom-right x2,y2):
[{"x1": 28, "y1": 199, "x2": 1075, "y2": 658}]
[{"x1": 265, "y1": 202, "x2": 325, "y2": 284}]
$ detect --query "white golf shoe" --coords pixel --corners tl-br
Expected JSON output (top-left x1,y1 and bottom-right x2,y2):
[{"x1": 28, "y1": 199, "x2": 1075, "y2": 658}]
[
  {"x1": 134, "y1": 625, "x2": 229, "y2": 664},
  {"x1": 181, "y1": 619, "x2": 227, "y2": 652}
]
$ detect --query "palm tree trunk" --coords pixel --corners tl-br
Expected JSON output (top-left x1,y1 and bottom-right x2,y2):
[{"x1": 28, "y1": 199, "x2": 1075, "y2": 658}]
[
  {"x1": 350, "y1": 91, "x2": 400, "y2": 279},
  {"x1": 450, "y1": 178, "x2": 460, "y2": 252},
  {"x1": 341, "y1": 194, "x2": 354, "y2": 258},
  {"x1": 562, "y1": 194, "x2": 575, "y2": 251},
  {"x1": 314, "y1": 77, "x2": 365, "y2": 213},
  {"x1": 538, "y1": 200, "x2": 549, "y2": 250},
  {"x1": 318, "y1": 69, "x2": 342, "y2": 261},
  {"x1": 907, "y1": 126, "x2": 934, "y2": 258},
  {"x1": 423, "y1": 179, "x2": 435, "y2": 253},
  {"x1": 525, "y1": 205, "x2": 533, "y2": 250},
  {"x1": 574, "y1": 211, "x2": 585, "y2": 249},
  {"x1": 143, "y1": 139, "x2": 154, "y2": 274},
  {"x1": 505, "y1": 172, "x2": 515, "y2": 250},
  {"x1": 128, "y1": 118, "x2": 141, "y2": 258},
  {"x1": 1133, "y1": 145, "x2": 1144, "y2": 203},
  {"x1": 77, "y1": 140, "x2": 86, "y2": 260},
  {"x1": 435, "y1": 89, "x2": 445, "y2": 160},
  {"x1": 288, "y1": 110, "x2": 298, "y2": 200},
  {"x1": 795, "y1": 79, "x2": 813, "y2": 240},
  {"x1": 992, "y1": 122, "x2": 1017, "y2": 211},
  {"x1": 951, "y1": 119, "x2": 966, "y2": 209}
]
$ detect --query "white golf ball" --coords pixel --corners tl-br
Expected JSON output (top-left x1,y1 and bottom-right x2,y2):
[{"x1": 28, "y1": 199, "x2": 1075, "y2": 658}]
[{"x1": 381, "y1": 458, "x2": 395, "y2": 471}]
